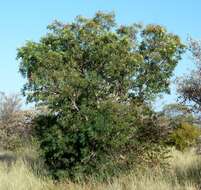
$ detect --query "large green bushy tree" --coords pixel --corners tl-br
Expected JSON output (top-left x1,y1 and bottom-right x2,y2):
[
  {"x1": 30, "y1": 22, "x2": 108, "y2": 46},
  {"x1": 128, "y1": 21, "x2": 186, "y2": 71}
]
[{"x1": 17, "y1": 12, "x2": 185, "y2": 179}]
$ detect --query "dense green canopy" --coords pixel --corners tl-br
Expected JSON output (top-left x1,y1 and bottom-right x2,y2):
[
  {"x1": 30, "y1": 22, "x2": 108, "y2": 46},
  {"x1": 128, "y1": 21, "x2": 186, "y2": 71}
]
[
  {"x1": 18, "y1": 12, "x2": 185, "y2": 108},
  {"x1": 17, "y1": 12, "x2": 185, "y2": 179}
]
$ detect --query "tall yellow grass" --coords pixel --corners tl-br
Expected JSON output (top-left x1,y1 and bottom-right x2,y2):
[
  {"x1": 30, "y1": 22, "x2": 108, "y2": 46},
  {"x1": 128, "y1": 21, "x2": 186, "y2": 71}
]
[{"x1": 0, "y1": 148, "x2": 200, "y2": 190}]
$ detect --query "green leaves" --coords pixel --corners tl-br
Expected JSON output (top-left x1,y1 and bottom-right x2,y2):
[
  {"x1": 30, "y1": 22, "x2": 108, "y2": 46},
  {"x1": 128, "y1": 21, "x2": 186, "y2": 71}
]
[
  {"x1": 131, "y1": 25, "x2": 186, "y2": 101},
  {"x1": 17, "y1": 12, "x2": 185, "y2": 180},
  {"x1": 17, "y1": 13, "x2": 185, "y2": 107}
]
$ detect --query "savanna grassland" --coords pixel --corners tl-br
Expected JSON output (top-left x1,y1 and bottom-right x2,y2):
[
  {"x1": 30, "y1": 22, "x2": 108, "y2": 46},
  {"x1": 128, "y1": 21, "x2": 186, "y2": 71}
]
[
  {"x1": 0, "y1": 148, "x2": 200, "y2": 190},
  {"x1": 1, "y1": 12, "x2": 201, "y2": 190}
]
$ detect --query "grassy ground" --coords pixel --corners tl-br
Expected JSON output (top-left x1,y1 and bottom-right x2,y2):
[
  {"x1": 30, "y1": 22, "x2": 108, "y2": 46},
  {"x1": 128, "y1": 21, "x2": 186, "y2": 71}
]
[{"x1": 0, "y1": 148, "x2": 200, "y2": 190}]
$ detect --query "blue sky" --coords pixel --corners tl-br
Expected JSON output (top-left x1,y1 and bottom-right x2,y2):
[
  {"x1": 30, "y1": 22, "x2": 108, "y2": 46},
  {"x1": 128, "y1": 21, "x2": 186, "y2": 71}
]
[{"x1": 0, "y1": 0, "x2": 201, "y2": 109}]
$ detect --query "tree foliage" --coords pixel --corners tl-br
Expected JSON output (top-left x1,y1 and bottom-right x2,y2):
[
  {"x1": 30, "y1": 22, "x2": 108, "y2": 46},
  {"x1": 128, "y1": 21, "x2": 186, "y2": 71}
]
[
  {"x1": 161, "y1": 103, "x2": 197, "y2": 126},
  {"x1": 178, "y1": 38, "x2": 201, "y2": 112},
  {"x1": 17, "y1": 12, "x2": 185, "y2": 179}
]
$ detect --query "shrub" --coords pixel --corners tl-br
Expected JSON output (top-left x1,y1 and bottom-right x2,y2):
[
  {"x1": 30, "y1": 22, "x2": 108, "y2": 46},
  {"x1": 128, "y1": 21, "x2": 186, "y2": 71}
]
[
  {"x1": 167, "y1": 122, "x2": 201, "y2": 151},
  {"x1": 34, "y1": 102, "x2": 171, "y2": 180}
]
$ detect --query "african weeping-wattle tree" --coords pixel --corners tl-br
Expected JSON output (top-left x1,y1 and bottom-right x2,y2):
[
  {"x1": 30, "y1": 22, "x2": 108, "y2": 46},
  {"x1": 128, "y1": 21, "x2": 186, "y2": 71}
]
[{"x1": 17, "y1": 12, "x2": 185, "y2": 179}]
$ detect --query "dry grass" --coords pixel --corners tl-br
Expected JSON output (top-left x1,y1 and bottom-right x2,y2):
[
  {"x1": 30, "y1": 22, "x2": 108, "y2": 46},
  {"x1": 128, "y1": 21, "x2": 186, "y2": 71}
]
[
  {"x1": 0, "y1": 148, "x2": 200, "y2": 190},
  {"x1": 0, "y1": 160, "x2": 53, "y2": 190}
]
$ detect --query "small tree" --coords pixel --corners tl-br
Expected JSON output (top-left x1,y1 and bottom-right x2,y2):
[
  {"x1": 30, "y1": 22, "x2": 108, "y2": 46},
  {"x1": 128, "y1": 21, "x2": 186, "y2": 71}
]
[
  {"x1": 0, "y1": 93, "x2": 35, "y2": 150},
  {"x1": 17, "y1": 12, "x2": 185, "y2": 179},
  {"x1": 178, "y1": 38, "x2": 201, "y2": 113},
  {"x1": 0, "y1": 92, "x2": 21, "y2": 123},
  {"x1": 161, "y1": 103, "x2": 198, "y2": 126}
]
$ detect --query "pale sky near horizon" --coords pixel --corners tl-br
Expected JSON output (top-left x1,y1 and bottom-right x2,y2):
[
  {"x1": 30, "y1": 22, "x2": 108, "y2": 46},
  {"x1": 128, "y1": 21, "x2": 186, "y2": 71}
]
[{"x1": 0, "y1": 0, "x2": 201, "y2": 109}]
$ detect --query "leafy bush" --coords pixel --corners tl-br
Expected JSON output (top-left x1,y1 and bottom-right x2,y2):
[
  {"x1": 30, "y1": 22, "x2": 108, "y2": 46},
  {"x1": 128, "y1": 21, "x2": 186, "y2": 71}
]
[
  {"x1": 34, "y1": 103, "x2": 171, "y2": 180},
  {"x1": 167, "y1": 122, "x2": 201, "y2": 151}
]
